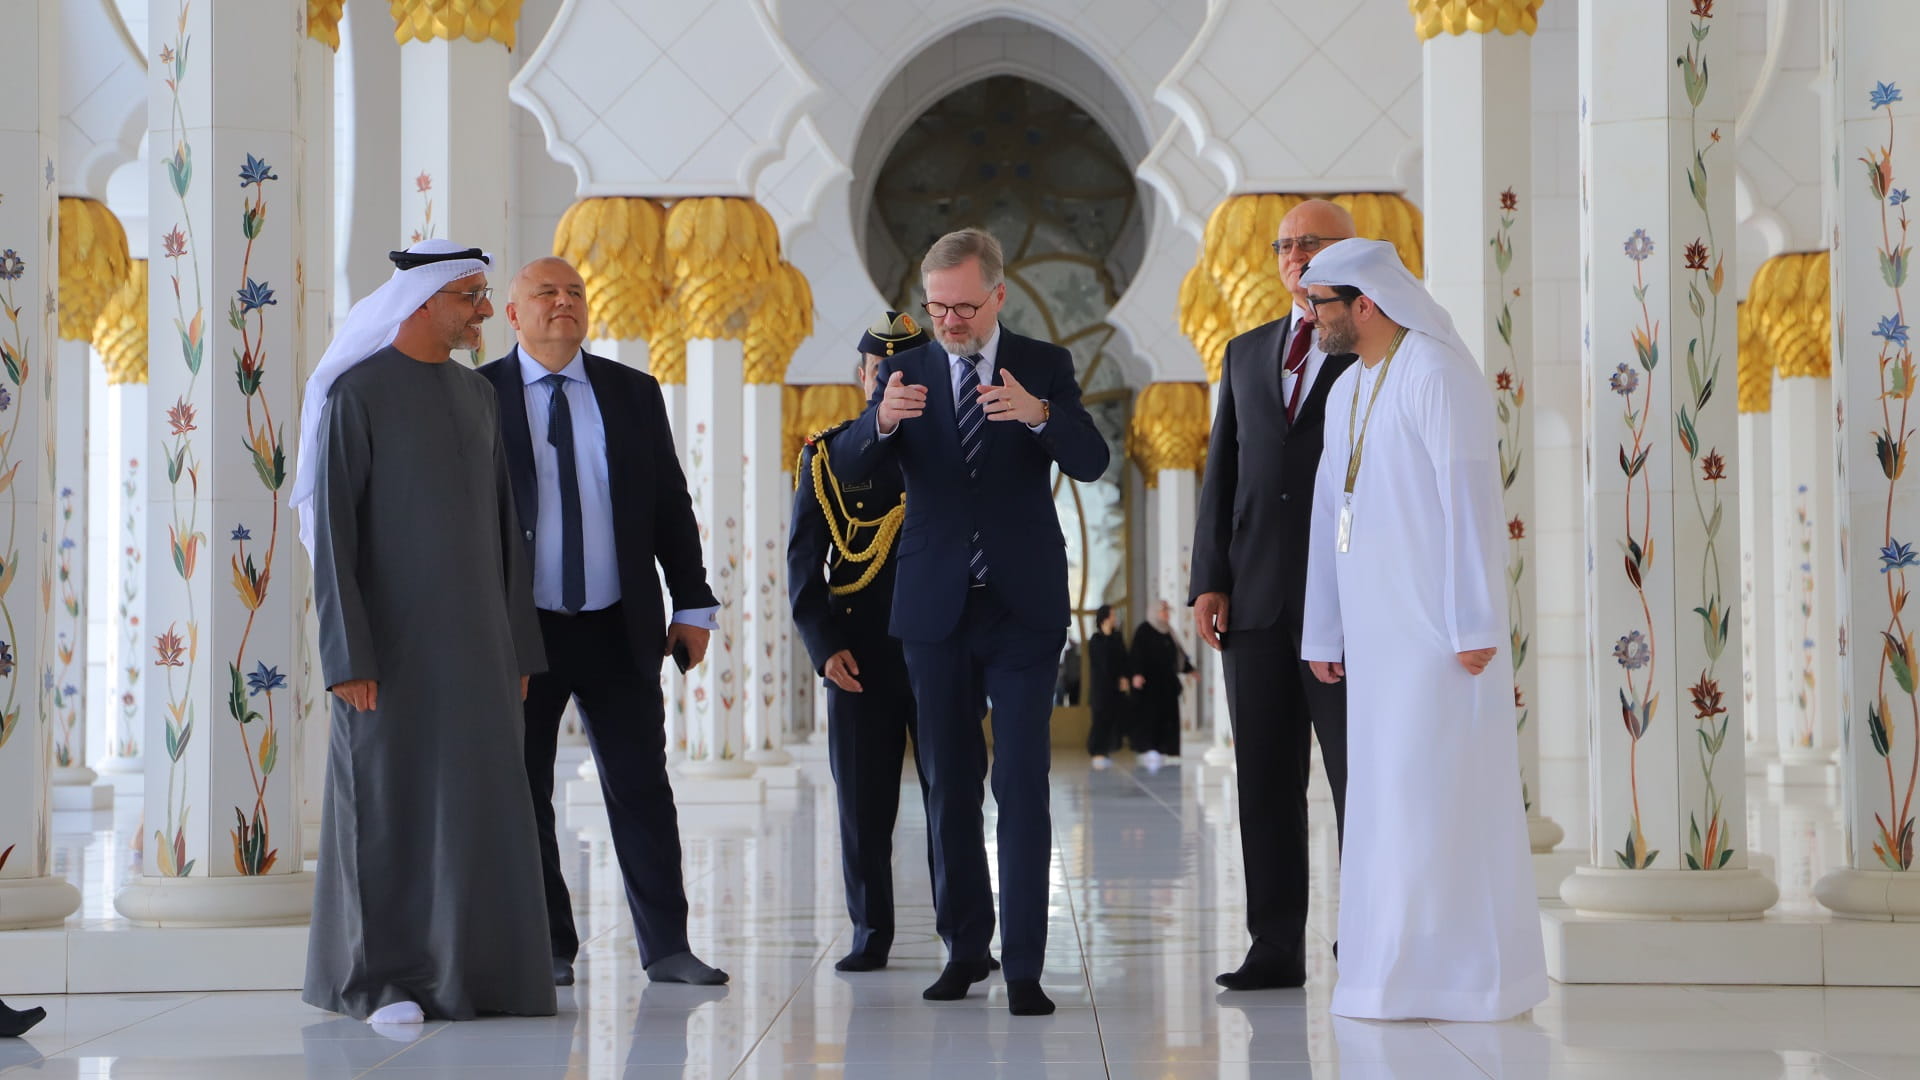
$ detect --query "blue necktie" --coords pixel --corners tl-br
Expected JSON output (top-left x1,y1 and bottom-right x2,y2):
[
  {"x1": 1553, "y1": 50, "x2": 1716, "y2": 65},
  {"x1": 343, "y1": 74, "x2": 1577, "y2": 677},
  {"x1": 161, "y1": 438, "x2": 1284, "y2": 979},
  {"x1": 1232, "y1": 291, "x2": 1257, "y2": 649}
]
[
  {"x1": 542, "y1": 373, "x2": 586, "y2": 613},
  {"x1": 954, "y1": 354, "x2": 989, "y2": 583}
]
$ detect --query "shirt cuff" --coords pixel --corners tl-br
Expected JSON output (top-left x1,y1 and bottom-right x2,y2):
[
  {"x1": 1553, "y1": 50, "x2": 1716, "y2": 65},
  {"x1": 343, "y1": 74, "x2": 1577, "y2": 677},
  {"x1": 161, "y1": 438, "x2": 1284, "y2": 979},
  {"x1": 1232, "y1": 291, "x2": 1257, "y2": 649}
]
[{"x1": 672, "y1": 606, "x2": 721, "y2": 630}]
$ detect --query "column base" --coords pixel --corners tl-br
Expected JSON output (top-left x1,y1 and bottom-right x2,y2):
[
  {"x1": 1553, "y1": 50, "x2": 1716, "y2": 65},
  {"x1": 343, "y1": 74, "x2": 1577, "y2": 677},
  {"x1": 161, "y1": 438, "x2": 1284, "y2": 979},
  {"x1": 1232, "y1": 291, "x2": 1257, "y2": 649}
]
[
  {"x1": 1527, "y1": 813, "x2": 1566, "y2": 853},
  {"x1": 1815, "y1": 868, "x2": 1920, "y2": 922},
  {"x1": 51, "y1": 783, "x2": 114, "y2": 811},
  {"x1": 0, "y1": 875, "x2": 83, "y2": 930},
  {"x1": 677, "y1": 758, "x2": 756, "y2": 781},
  {"x1": 787, "y1": 735, "x2": 828, "y2": 760},
  {"x1": 745, "y1": 747, "x2": 793, "y2": 767},
  {"x1": 672, "y1": 775, "x2": 766, "y2": 805},
  {"x1": 50, "y1": 764, "x2": 99, "y2": 787},
  {"x1": 753, "y1": 763, "x2": 803, "y2": 789},
  {"x1": 576, "y1": 755, "x2": 599, "y2": 780},
  {"x1": 1744, "y1": 742, "x2": 1779, "y2": 776},
  {"x1": 1533, "y1": 848, "x2": 1584, "y2": 900},
  {"x1": 1202, "y1": 742, "x2": 1235, "y2": 767},
  {"x1": 96, "y1": 754, "x2": 144, "y2": 776},
  {"x1": 114, "y1": 871, "x2": 315, "y2": 927},
  {"x1": 1558, "y1": 865, "x2": 1779, "y2": 920},
  {"x1": 1541, "y1": 902, "x2": 1822, "y2": 984},
  {"x1": 1768, "y1": 756, "x2": 1838, "y2": 788}
]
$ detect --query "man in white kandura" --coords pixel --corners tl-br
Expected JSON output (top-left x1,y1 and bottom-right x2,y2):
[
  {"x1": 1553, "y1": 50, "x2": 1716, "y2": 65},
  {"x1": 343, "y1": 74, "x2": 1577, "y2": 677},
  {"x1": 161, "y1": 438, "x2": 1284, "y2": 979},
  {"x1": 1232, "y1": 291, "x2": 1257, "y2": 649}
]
[{"x1": 1299, "y1": 238, "x2": 1547, "y2": 1023}]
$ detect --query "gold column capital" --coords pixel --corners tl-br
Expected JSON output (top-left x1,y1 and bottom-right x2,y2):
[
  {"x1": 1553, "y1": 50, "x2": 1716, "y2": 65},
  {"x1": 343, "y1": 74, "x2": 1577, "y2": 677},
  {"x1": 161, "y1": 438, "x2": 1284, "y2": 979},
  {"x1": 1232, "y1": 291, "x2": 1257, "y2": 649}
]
[
  {"x1": 666, "y1": 196, "x2": 782, "y2": 342},
  {"x1": 745, "y1": 262, "x2": 814, "y2": 385},
  {"x1": 1736, "y1": 300, "x2": 1767, "y2": 414},
  {"x1": 1127, "y1": 382, "x2": 1211, "y2": 486},
  {"x1": 553, "y1": 197, "x2": 669, "y2": 342},
  {"x1": 784, "y1": 383, "x2": 864, "y2": 470},
  {"x1": 93, "y1": 259, "x2": 149, "y2": 386},
  {"x1": 391, "y1": 0, "x2": 523, "y2": 49},
  {"x1": 1410, "y1": 0, "x2": 1544, "y2": 40},
  {"x1": 308, "y1": 0, "x2": 345, "y2": 50},
  {"x1": 1749, "y1": 250, "x2": 1831, "y2": 382},
  {"x1": 57, "y1": 197, "x2": 131, "y2": 342}
]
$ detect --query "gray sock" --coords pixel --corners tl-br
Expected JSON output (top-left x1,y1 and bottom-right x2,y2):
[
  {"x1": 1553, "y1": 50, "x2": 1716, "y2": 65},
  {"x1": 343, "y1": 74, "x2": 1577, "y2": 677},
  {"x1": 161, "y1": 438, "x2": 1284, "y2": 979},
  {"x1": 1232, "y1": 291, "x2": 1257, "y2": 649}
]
[{"x1": 645, "y1": 951, "x2": 729, "y2": 985}]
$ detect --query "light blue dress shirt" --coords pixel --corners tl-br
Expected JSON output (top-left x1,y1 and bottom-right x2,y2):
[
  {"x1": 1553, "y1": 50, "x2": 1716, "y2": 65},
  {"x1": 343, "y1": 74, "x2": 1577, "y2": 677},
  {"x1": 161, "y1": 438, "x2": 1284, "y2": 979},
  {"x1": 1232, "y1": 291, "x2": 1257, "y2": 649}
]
[
  {"x1": 877, "y1": 324, "x2": 1046, "y2": 436},
  {"x1": 517, "y1": 349, "x2": 718, "y2": 629}
]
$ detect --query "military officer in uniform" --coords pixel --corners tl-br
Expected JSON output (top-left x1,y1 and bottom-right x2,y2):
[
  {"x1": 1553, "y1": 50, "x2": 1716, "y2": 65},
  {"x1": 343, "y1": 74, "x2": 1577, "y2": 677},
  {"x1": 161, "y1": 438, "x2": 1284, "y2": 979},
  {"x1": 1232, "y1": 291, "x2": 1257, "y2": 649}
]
[{"x1": 789, "y1": 312, "x2": 936, "y2": 973}]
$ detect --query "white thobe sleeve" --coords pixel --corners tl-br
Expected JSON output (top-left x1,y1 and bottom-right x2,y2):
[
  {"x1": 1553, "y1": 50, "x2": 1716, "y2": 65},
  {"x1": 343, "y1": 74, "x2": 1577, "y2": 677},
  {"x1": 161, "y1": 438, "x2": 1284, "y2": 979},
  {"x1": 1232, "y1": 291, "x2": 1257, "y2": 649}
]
[
  {"x1": 1411, "y1": 357, "x2": 1508, "y2": 654},
  {"x1": 1300, "y1": 433, "x2": 1346, "y2": 664}
]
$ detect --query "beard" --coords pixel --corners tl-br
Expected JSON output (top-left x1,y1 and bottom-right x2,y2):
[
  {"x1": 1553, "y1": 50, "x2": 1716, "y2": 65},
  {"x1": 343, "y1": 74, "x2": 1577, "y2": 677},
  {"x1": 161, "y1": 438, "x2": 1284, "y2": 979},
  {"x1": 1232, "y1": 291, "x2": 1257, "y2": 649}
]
[
  {"x1": 938, "y1": 323, "x2": 991, "y2": 356},
  {"x1": 1316, "y1": 317, "x2": 1356, "y2": 356}
]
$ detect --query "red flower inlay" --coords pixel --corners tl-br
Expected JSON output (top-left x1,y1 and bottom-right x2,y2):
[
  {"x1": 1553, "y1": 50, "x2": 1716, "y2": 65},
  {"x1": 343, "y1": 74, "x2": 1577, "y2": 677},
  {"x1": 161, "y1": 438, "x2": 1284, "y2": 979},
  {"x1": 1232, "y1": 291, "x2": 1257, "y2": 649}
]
[
  {"x1": 162, "y1": 227, "x2": 187, "y2": 260},
  {"x1": 1508, "y1": 517, "x2": 1526, "y2": 540},
  {"x1": 415, "y1": 172, "x2": 432, "y2": 193},
  {"x1": 1684, "y1": 239, "x2": 1710, "y2": 271},
  {"x1": 1499, "y1": 188, "x2": 1518, "y2": 212},
  {"x1": 1702, "y1": 451, "x2": 1726, "y2": 481},
  {"x1": 167, "y1": 399, "x2": 197, "y2": 436}
]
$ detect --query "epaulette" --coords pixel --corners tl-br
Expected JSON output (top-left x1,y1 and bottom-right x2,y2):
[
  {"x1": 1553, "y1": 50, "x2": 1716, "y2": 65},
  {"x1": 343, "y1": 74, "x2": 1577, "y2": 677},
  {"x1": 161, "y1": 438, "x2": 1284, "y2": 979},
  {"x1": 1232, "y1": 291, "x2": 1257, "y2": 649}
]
[{"x1": 804, "y1": 417, "x2": 856, "y2": 447}]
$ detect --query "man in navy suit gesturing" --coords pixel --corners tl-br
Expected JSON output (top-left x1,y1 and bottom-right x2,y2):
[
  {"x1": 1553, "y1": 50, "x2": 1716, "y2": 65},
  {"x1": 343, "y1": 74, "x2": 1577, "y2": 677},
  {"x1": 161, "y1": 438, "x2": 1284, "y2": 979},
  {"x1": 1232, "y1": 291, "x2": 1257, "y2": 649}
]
[{"x1": 830, "y1": 228, "x2": 1109, "y2": 1016}]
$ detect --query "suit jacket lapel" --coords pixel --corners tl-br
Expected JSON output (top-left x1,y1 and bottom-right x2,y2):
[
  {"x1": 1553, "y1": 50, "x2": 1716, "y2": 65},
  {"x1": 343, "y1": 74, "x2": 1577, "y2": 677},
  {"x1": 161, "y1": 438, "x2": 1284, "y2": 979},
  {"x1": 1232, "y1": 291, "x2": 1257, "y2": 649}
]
[
  {"x1": 496, "y1": 346, "x2": 539, "y2": 530},
  {"x1": 1304, "y1": 354, "x2": 1358, "y2": 424}
]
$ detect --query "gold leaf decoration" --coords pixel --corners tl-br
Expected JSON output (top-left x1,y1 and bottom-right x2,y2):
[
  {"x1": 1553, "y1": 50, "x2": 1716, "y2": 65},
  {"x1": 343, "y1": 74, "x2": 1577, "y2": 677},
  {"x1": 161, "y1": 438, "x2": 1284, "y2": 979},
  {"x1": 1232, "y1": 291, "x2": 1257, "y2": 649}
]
[
  {"x1": 1181, "y1": 192, "x2": 1424, "y2": 377},
  {"x1": 665, "y1": 197, "x2": 782, "y2": 341},
  {"x1": 58, "y1": 197, "x2": 132, "y2": 342},
  {"x1": 390, "y1": 0, "x2": 522, "y2": 48},
  {"x1": 308, "y1": 0, "x2": 346, "y2": 49},
  {"x1": 744, "y1": 262, "x2": 814, "y2": 384},
  {"x1": 93, "y1": 259, "x2": 149, "y2": 386},
  {"x1": 1736, "y1": 300, "x2": 1768, "y2": 414},
  {"x1": 1127, "y1": 382, "x2": 1211, "y2": 487},
  {"x1": 553, "y1": 197, "x2": 668, "y2": 341},
  {"x1": 1749, "y1": 251, "x2": 1831, "y2": 381},
  {"x1": 647, "y1": 302, "x2": 687, "y2": 386},
  {"x1": 784, "y1": 384, "x2": 866, "y2": 470},
  {"x1": 1409, "y1": 0, "x2": 1544, "y2": 39}
]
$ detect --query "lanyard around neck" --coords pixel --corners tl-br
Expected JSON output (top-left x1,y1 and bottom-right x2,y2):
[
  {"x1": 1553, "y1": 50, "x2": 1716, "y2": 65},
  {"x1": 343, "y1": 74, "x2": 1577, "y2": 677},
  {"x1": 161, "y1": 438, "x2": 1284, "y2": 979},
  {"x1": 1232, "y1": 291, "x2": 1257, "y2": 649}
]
[{"x1": 1343, "y1": 327, "x2": 1410, "y2": 497}]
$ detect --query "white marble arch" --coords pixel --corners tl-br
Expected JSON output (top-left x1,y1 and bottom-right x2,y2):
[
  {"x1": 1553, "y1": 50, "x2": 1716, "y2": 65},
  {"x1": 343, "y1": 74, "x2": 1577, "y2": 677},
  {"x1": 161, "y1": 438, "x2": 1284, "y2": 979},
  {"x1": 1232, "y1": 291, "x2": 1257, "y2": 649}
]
[
  {"x1": 62, "y1": 0, "x2": 147, "y2": 200},
  {"x1": 773, "y1": 14, "x2": 1202, "y2": 386}
]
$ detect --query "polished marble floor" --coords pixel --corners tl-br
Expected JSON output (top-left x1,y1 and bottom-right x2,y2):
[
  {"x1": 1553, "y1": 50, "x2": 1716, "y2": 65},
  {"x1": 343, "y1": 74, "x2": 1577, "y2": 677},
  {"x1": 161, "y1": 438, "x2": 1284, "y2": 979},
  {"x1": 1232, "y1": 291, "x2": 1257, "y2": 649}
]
[{"x1": 4, "y1": 748, "x2": 1918, "y2": 1079}]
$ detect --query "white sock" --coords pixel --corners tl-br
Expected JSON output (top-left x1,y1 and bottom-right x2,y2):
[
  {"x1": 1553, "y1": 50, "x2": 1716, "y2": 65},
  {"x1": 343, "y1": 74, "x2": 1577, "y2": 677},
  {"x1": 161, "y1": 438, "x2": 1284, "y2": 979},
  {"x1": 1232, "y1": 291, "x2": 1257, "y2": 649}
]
[{"x1": 368, "y1": 1001, "x2": 424, "y2": 1025}]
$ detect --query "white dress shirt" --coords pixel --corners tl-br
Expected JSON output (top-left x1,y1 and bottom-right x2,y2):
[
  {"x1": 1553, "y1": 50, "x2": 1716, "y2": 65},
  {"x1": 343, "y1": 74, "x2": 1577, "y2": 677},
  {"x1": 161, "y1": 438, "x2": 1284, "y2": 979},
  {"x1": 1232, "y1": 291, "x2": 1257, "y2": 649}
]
[
  {"x1": 1282, "y1": 303, "x2": 1329, "y2": 409},
  {"x1": 878, "y1": 323, "x2": 1047, "y2": 435},
  {"x1": 517, "y1": 349, "x2": 717, "y2": 628}
]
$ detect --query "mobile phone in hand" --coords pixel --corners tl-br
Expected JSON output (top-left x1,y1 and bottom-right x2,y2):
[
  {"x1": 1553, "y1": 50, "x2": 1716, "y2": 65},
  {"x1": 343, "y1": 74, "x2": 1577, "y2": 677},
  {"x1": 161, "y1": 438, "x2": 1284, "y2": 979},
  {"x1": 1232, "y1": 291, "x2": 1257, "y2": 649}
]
[{"x1": 672, "y1": 638, "x2": 692, "y2": 673}]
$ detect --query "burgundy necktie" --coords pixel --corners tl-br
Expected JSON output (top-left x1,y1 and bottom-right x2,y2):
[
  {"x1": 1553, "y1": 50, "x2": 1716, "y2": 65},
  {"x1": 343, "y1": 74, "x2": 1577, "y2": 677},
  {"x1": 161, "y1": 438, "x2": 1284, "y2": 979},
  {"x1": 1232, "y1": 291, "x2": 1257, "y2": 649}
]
[{"x1": 1284, "y1": 317, "x2": 1315, "y2": 423}]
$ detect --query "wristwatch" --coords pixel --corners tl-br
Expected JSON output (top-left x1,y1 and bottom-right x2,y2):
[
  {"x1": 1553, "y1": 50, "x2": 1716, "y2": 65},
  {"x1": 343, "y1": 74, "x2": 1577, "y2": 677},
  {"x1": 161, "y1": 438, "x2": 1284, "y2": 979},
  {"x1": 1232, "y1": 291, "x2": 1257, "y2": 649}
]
[{"x1": 1038, "y1": 398, "x2": 1051, "y2": 423}]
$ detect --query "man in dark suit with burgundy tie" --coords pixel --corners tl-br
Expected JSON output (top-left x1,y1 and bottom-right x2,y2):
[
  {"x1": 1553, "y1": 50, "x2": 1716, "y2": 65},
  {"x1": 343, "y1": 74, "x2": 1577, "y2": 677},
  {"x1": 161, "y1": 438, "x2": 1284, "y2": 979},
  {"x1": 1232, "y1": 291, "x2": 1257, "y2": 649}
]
[
  {"x1": 480, "y1": 256, "x2": 727, "y2": 990},
  {"x1": 1191, "y1": 199, "x2": 1356, "y2": 990},
  {"x1": 829, "y1": 228, "x2": 1110, "y2": 1016}
]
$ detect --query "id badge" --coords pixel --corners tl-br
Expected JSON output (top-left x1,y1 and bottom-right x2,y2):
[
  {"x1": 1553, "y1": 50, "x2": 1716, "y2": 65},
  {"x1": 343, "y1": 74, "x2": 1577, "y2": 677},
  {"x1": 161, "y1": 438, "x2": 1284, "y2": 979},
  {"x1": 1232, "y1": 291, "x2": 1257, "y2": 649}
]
[{"x1": 1336, "y1": 502, "x2": 1354, "y2": 554}]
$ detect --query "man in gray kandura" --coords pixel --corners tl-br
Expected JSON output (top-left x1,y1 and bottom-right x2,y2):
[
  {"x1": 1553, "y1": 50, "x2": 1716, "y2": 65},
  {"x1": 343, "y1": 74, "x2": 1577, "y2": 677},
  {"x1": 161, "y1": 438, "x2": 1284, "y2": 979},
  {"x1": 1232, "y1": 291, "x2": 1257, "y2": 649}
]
[{"x1": 292, "y1": 238, "x2": 554, "y2": 1026}]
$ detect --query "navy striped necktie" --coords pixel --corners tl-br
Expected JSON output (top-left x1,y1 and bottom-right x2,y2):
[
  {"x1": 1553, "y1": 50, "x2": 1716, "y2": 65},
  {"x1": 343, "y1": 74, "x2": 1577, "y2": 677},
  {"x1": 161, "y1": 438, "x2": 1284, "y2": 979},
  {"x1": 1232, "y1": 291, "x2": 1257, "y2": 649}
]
[{"x1": 954, "y1": 353, "x2": 989, "y2": 583}]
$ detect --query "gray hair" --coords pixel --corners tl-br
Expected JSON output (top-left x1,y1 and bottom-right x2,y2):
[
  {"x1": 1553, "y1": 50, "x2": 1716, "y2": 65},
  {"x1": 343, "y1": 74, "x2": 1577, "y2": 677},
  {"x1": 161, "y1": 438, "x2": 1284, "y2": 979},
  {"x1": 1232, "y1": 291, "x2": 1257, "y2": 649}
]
[{"x1": 921, "y1": 227, "x2": 1005, "y2": 289}]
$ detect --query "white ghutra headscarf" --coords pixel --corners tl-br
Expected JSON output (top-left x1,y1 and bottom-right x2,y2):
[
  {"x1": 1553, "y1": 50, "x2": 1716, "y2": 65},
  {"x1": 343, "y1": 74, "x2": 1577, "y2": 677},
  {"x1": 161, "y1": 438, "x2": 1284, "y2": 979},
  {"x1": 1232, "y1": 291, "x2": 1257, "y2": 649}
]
[
  {"x1": 292, "y1": 238, "x2": 492, "y2": 556},
  {"x1": 1299, "y1": 238, "x2": 1475, "y2": 362}
]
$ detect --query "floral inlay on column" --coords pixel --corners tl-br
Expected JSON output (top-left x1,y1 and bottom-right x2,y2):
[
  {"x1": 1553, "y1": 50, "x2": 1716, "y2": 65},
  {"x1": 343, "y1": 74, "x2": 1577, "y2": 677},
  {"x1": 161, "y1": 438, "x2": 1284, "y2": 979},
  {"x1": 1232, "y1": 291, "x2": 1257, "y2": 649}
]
[
  {"x1": 1612, "y1": 225, "x2": 1660, "y2": 869},
  {"x1": 409, "y1": 172, "x2": 434, "y2": 244},
  {"x1": 118, "y1": 459, "x2": 141, "y2": 759},
  {"x1": 1675, "y1": 0, "x2": 1735, "y2": 872},
  {"x1": 155, "y1": 0, "x2": 204, "y2": 877},
  {"x1": 1861, "y1": 79, "x2": 1915, "y2": 870},
  {"x1": 1490, "y1": 186, "x2": 1532, "y2": 810},
  {"x1": 0, "y1": 244, "x2": 29, "y2": 751},
  {"x1": 225, "y1": 153, "x2": 287, "y2": 875},
  {"x1": 50, "y1": 488, "x2": 78, "y2": 767},
  {"x1": 1794, "y1": 484, "x2": 1817, "y2": 750}
]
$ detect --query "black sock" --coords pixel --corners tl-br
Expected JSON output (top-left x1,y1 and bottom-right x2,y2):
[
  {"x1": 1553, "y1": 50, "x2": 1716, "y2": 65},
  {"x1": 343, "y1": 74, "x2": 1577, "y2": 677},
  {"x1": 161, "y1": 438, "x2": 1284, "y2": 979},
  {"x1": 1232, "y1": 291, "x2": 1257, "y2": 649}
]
[
  {"x1": 1007, "y1": 980, "x2": 1054, "y2": 1016},
  {"x1": 834, "y1": 949, "x2": 888, "y2": 972},
  {"x1": 922, "y1": 959, "x2": 991, "y2": 1001},
  {"x1": 0, "y1": 1003, "x2": 47, "y2": 1038}
]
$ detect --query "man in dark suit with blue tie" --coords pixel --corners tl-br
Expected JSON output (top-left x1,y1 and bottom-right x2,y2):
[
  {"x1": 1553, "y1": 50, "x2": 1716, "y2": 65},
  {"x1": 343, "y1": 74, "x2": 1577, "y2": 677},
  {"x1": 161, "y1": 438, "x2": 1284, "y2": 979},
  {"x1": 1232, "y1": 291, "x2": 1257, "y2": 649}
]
[
  {"x1": 829, "y1": 228, "x2": 1110, "y2": 1016},
  {"x1": 480, "y1": 256, "x2": 727, "y2": 990}
]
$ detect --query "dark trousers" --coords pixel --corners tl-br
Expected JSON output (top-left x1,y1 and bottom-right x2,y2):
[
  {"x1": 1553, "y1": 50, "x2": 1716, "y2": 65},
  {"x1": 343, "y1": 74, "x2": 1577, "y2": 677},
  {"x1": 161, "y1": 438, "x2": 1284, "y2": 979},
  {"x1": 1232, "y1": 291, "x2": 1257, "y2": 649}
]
[
  {"x1": 903, "y1": 586, "x2": 1064, "y2": 982},
  {"x1": 522, "y1": 604, "x2": 690, "y2": 968},
  {"x1": 1221, "y1": 622, "x2": 1348, "y2": 960},
  {"x1": 825, "y1": 660, "x2": 930, "y2": 959},
  {"x1": 1085, "y1": 693, "x2": 1128, "y2": 756}
]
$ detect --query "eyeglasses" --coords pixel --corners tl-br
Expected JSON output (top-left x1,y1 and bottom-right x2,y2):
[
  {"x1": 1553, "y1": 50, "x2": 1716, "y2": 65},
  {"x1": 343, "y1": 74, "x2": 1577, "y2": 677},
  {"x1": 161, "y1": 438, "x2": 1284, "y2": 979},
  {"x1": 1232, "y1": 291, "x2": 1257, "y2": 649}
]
[
  {"x1": 436, "y1": 286, "x2": 493, "y2": 305},
  {"x1": 1306, "y1": 293, "x2": 1355, "y2": 310},
  {"x1": 1271, "y1": 235, "x2": 1331, "y2": 255},
  {"x1": 922, "y1": 299, "x2": 989, "y2": 320}
]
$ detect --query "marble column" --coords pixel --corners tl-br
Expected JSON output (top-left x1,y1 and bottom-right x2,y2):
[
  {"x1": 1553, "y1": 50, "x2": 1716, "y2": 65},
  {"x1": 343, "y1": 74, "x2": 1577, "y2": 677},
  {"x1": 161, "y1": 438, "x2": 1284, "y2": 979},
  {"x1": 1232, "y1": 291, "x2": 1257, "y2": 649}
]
[
  {"x1": 1562, "y1": 0, "x2": 1775, "y2": 917},
  {"x1": 296, "y1": 1, "x2": 338, "y2": 854},
  {"x1": 1817, "y1": 0, "x2": 1920, "y2": 921},
  {"x1": 678, "y1": 338, "x2": 758, "y2": 797},
  {"x1": 1736, "y1": 301, "x2": 1778, "y2": 777},
  {"x1": 0, "y1": 0, "x2": 81, "y2": 931},
  {"x1": 117, "y1": 0, "x2": 313, "y2": 925},
  {"x1": 92, "y1": 261, "x2": 148, "y2": 779},
  {"x1": 49, "y1": 197, "x2": 130, "y2": 810},
  {"x1": 393, "y1": 0, "x2": 519, "y2": 364},
  {"x1": 1200, "y1": 379, "x2": 1233, "y2": 768},
  {"x1": 1421, "y1": 10, "x2": 1564, "y2": 854},
  {"x1": 1748, "y1": 252, "x2": 1841, "y2": 786},
  {"x1": 1129, "y1": 382, "x2": 1209, "y2": 753}
]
